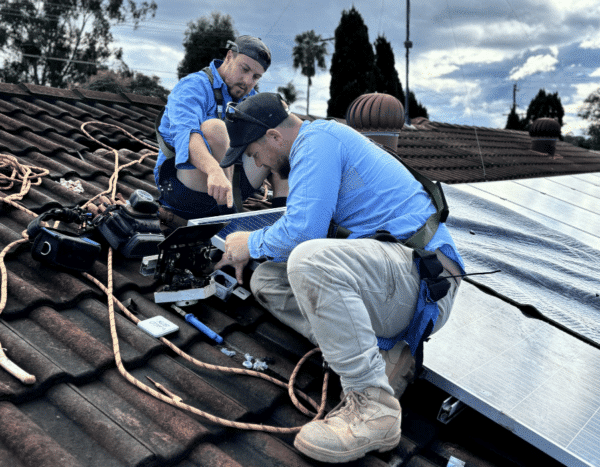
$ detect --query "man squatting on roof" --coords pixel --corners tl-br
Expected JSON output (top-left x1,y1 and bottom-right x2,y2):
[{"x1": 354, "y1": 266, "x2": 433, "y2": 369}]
[
  {"x1": 214, "y1": 93, "x2": 465, "y2": 464},
  {"x1": 153, "y1": 35, "x2": 288, "y2": 220}
]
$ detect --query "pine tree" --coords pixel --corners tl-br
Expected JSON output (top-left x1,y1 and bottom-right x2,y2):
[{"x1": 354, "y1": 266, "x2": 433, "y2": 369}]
[
  {"x1": 408, "y1": 91, "x2": 429, "y2": 120},
  {"x1": 374, "y1": 36, "x2": 405, "y2": 105},
  {"x1": 505, "y1": 104, "x2": 526, "y2": 130},
  {"x1": 525, "y1": 89, "x2": 564, "y2": 127},
  {"x1": 327, "y1": 7, "x2": 376, "y2": 118}
]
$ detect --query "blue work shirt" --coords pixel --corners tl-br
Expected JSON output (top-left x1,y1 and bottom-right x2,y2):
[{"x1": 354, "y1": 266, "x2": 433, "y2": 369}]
[
  {"x1": 153, "y1": 59, "x2": 257, "y2": 185},
  {"x1": 248, "y1": 120, "x2": 465, "y2": 271}
]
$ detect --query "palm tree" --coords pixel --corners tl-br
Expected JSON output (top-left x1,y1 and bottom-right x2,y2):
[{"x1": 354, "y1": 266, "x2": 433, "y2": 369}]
[
  {"x1": 277, "y1": 81, "x2": 298, "y2": 105},
  {"x1": 292, "y1": 30, "x2": 328, "y2": 115}
]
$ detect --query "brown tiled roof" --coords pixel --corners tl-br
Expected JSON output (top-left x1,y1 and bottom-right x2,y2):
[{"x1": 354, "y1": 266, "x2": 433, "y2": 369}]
[
  {"x1": 396, "y1": 120, "x2": 600, "y2": 183},
  {"x1": 0, "y1": 82, "x2": 573, "y2": 467}
]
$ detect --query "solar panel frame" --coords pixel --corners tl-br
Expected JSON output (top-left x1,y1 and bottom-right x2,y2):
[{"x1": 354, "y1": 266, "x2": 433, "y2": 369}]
[
  {"x1": 188, "y1": 207, "x2": 286, "y2": 250},
  {"x1": 423, "y1": 281, "x2": 600, "y2": 467}
]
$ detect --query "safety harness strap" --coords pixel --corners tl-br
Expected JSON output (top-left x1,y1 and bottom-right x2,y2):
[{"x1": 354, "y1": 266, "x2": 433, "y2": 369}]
[
  {"x1": 154, "y1": 66, "x2": 225, "y2": 161},
  {"x1": 377, "y1": 143, "x2": 449, "y2": 249},
  {"x1": 154, "y1": 66, "x2": 244, "y2": 212}
]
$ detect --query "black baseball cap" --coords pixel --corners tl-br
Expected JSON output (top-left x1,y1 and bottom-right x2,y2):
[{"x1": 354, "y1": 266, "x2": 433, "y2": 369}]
[
  {"x1": 220, "y1": 93, "x2": 289, "y2": 168},
  {"x1": 224, "y1": 35, "x2": 271, "y2": 71}
]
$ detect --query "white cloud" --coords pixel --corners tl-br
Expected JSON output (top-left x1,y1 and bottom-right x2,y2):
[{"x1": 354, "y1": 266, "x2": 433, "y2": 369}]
[
  {"x1": 509, "y1": 54, "x2": 558, "y2": 81},
  {"x1": 591, "y1": 68, "x2": 600, "y2": 77},
  {"x1": 452, "y1": 20, "x2": 544, "y2": 45},
  {"x1": 113, "y1": 36, "x2": 183, "y2": 89}
]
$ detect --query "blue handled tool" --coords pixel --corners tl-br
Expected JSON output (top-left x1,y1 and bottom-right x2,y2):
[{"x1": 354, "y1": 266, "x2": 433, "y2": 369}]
[{"x1": 171, "y1": 305, "x2": 223, "y2": 344}]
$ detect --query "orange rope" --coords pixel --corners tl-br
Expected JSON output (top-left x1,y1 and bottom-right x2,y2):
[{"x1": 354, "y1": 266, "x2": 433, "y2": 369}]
[
  {"x1": 0, "y1": 121, "x2": 331, "y2": 429},
  {"x1": 77, "y1": 122, "x2": 330, "y2": 432}
]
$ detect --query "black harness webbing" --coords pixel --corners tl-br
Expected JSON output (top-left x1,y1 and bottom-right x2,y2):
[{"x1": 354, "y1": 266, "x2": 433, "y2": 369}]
[
  {"x1": 329, "y1": 142, "x2": 449, "y2": 251},
  {"x1": 154, "y1": 66, "x2": 244, "y2": 212},
  {"x1": 378, "y1": 143, "x2": 449, "y2": 249}
]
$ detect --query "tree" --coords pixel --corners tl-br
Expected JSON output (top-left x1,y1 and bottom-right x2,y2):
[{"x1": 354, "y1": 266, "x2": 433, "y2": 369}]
[
  {"x1": 578, "y1": 87, "x2": 600, "y2": 149},
  {"x1": 505, "y1": 104, "x2": 527, "y2": 131},
  {"x1": 277, "y1": 81, "x2": 298, "y2": 105},
  {"x1": 77, "y1": 67, "x2": 170, "y2": 101},
  {"x1": 177, "y1": 12, "x2": 236, "y2": 80},
  {"x1": 0, "y1": 0, "x2": 157, "y2": 88},
  {"x1": 327, "y1": 7, "x2": 376, "y2": 118},
  {"x1": 408, "y1": 91, "x2": 429, "y2": 120},
  {"x1": 373, "y1": 35, "x2": 427, "y2": 120},
  {"x1": 374, "y1": 35, "x2": 405, "y2": 104},
  {"x1": 525, "y1": 89, "x2": 564, "y2": 128},
  {"x1": 292, "y1": 30, "x2": 328, "y2": 115}
]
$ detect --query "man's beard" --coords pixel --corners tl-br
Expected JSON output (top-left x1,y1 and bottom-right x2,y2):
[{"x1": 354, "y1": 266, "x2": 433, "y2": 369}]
[
  {"x1": 228, "y1": 83, "x2": 248, "y2": 100},
  {"x1": 276, "y1": 157, "x2": 291, "y2": 180}
]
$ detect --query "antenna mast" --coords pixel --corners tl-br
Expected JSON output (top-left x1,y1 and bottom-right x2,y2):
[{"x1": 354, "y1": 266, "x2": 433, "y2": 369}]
[{"x1": 404, "y1": 0, "x2": 412, "y2": 126}]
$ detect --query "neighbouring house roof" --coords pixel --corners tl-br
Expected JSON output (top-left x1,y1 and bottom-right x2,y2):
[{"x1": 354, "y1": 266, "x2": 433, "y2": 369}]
[{"x1": 0, "y1": 81, "x2": 593, "y2": 467}]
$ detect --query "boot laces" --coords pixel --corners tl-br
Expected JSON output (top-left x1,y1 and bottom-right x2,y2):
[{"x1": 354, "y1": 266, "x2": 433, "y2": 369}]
[{"x1": 324, "y1": 391, "x2": 369, "y2": 424}]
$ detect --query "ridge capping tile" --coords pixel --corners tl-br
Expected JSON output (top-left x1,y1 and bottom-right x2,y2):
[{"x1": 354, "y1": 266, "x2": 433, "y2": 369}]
[
  {"x1": 0, "y1": 83, "x2": 30, "y2": 97},
  {"x1": 19, "y1": 83, "x2": 81, "y2": 100},
  {"x1": 73, "y1": 88, "x2": 129, "y2": 104},
  {"x1": 121, "y1": 92, "x2": 166, "y2": 107}
]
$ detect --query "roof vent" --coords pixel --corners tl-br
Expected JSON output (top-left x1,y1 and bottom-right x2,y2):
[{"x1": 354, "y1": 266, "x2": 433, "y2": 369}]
[
  {"x1": 529, "y1": 118, "x2": 561, "y2": 156},
  {"x1": 345, "y1": 93, "x2": 405, "y2": 149}
]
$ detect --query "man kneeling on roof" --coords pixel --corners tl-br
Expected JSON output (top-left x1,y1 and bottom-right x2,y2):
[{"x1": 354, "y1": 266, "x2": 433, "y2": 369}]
[
  {"x1": 215, "y1": 93, "x2": 465, "y2": 464},
  {"x1": 153, "y1": 35, "x2": 288, "y2": 220}
]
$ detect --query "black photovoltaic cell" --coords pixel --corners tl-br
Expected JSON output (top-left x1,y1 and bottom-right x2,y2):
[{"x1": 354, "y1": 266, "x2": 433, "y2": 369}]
[{"x1": 188, "y1": 207, "x2": 286, "y2": 250}]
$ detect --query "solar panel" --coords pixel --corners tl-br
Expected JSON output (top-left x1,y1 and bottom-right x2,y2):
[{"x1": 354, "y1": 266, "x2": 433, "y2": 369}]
[
  {"x1": 424, "y1": 281, "x2": 600, "y2": 467},
  {"x1": 188, "y1": 207, "x2": 286, "y2": 250}
]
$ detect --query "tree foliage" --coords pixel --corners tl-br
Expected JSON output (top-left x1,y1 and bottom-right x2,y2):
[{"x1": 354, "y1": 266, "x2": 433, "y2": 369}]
[
  {"x1": 327, "y1": 7, "x2": 376, "y2": 118},
  {"x1": 505, "y1": 104, "x2": 527, "y2": 131},
  {"x1": 78, "y1": 67, "x2": 170, "y2": 101},
  {"x1": 277, "y1": 81, "x2": 298, "y2": 105},
  {"x1": 578, "y1": 87, "x2": 600, "y2": 149},
  {"x1": 374, "y1": 35, "x2": 405, "y2": 104},
  {"x1": 327, "y1": 8, "x2": 428, "y2": 120},
  {"x1": 292, "y1": 30, "x2": 328, "y2": 115},
  {"x1": 0, "y1": 0, "x2": 157, "y2": 88},
  {"x1": 177, "y1": 12, "x2": 235, "y2": 80},
  {"x1": 525, "y1": 89, "x2": 564, "y2": 127},
  {"x1": 407, "y1": 91, "x2": 428, "y2": 120}
]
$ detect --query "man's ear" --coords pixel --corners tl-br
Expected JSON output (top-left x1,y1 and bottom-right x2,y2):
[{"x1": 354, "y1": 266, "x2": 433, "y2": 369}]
[
  {"x1": 224, "y1": 49, "x2": 235, "y2": 64},
  {"x1": 265, "y1": 128, "x2": 282, "y2": 143}
]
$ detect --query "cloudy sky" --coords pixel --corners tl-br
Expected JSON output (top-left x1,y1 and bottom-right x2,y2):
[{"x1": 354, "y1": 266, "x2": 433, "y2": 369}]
[{"x1": 112, "y1": 0, "x2": 600, "y2": 135}]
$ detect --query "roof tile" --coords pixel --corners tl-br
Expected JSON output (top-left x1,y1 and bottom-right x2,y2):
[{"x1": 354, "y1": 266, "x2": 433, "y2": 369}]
[
  {"x1": 74, "y1": 89, "x2": 129, "y2": 104},
  {"x1": 0, "y1": 83, "x2": 595, "y2": 467},
  {"x1": 20, "y1": 83, "x2": 81, "y2": 101}
]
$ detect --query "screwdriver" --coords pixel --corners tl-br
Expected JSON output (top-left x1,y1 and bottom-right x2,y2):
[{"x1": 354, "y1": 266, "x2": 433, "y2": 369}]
[{"x1": 170, "y1": 305, "x2": 223, "y2": 344}]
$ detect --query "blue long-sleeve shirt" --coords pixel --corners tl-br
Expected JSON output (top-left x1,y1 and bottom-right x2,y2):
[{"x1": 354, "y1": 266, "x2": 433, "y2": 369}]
[
  {"x1": 153, "y1": 59, "x2": 257, "y2": 185},
  {"x1": 248, "y1": 120, "x2": 464, "y2": 271}
]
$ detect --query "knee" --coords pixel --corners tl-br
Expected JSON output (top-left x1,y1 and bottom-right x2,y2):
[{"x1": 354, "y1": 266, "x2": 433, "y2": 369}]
[
  {"x1": 287, "y1": 240, "x2": 320, "y2": 272},
  {"x1": 201, "y1": 119, "x2": 229, "y2": 161}
]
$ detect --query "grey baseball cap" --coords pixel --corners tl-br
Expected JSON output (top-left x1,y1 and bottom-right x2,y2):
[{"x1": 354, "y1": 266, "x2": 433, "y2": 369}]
[
  {"x1": 225, "y1": 35, "x2": 271, "y2": 71},
  {"x1": 220, "y1": 93, "x2": 289, "y2": 168}
]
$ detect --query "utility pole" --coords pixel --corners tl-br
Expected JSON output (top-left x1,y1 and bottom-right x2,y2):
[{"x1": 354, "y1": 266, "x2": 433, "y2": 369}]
[
  {"x1": 513, "y1": 82, "x2": 519, "y2": 109},
  {"x1": 404, "y1": 0, "x2": 412, "y2": 126}
]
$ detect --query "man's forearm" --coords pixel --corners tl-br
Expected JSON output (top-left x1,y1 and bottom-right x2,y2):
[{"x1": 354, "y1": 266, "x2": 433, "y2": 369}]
[{"x1": 188, "y1": 132, "x2": 223, "y2": 177}]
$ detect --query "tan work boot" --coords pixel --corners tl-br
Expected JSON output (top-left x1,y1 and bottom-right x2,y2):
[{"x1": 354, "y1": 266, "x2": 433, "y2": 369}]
[
  {"x1": 381, "y1": 341, "x2": 416, "y2": 397},
  {"x1": 294, "y1": 387, "x2": 401, "y2": 463}
]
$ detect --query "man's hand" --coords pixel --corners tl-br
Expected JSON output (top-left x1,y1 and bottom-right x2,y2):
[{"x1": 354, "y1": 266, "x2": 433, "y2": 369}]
[
  {"x1": 207, "y1": 168, "x2": 233, "y2": 208},
  {"x1": 214, "y1": 231, "x2": 252, "y2": 284}
]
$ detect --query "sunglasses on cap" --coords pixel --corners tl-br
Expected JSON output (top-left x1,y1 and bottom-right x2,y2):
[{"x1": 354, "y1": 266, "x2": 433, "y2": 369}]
[{"x1": 225, "y1": 94, "x2": 289, "y2": 128}]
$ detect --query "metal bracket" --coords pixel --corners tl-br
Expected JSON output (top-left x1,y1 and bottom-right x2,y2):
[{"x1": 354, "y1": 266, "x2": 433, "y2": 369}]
[{"x1": 437, "y1": 396, "x2": 466, "y2": 424}]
